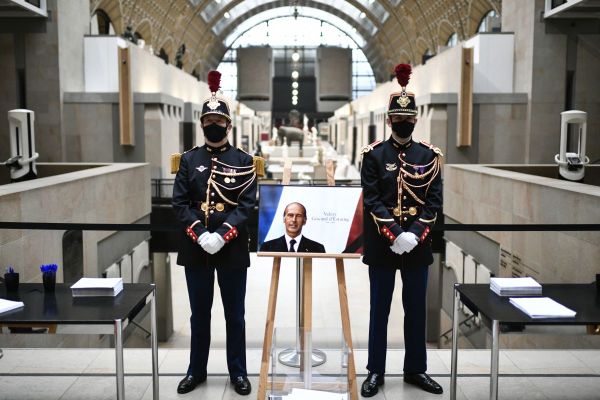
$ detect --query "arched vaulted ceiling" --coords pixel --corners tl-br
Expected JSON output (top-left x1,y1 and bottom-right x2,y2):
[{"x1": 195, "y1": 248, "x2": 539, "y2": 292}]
[{"x1": 90, "y1": 0, "x2": 502, "y2": 82}]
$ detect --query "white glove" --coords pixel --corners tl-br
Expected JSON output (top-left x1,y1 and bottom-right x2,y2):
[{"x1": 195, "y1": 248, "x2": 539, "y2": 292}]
[
  {"x1": 197, "y1": 232, "x2": 210, "y2": 246},
  {"x1": 201, "y1": 232, "x2": 226, "y2": 255},
  {"x1": 390, "y1": 240, "x2": 405, "y2": 255},
  {"x1": 393, "y1": 232, "x2": 419, "y2": 254}
]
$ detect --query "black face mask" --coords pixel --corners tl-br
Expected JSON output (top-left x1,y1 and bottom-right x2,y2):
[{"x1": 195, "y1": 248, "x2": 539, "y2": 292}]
[
  {"x1": 391, "y1": 120, "x2": 415, "y2": 139},
  {"x1": 203, "y1": 123, "x2": 228, "y2": 143}
]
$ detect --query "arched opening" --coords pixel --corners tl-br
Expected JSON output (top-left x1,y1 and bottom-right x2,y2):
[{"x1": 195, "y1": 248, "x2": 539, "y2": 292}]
[
  {"x1": 133, "y1": 19, "x2": 152, "y2": 48},
  {"x1": 159, "y1": 48, "x2": 169, "y2": 64},
  {"x1": 477, "y1": 10, "x2": 500, "y2": 33},
  {"x1": 446, "y1": 32, "x2": 458, "y2": 48},
  {"x1": 90, "y1": 9, "x2": 115, "y2": 35},
  {"x1": 176, "y1": 44, "x2": 186, "y2": 70},
  {"x1": 422, "y1": 48, "x2": 435, "y2": 65},
  {"x1": 217, "y1": 15, "x2": 375, "y2": 101}
]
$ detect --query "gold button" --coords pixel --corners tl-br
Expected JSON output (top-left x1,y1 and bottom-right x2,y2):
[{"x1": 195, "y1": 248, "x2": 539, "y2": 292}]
[
  {"x1": 211, "y1": 192, "x2": 215, "y2": 196},
  {"x1": 212, "y1": 166, "x2": 217, "y2": 169},
  {"x1": 212, "y1": 158, "x2": 217, "y2": 161},
  {"x1": 403, "y1": 196, "x2": 407, "y2": 200},
  {"x1": 402, "y1": 163, "x2": 406, "y2": 167},
  {"x1": 403, "y1": 217, "x2": 407, "y2": 221},
  {"x1": 402, "y1": 153, "x2": 406, "y2": 157},
  {"x1": 211, "y1": 201, "x2": 214, "y2": 205},
  {"x1": 209, "y1": 210, "x2": 214, "y2": 214}
]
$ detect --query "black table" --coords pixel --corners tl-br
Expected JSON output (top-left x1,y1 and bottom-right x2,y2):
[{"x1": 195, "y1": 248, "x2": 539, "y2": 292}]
[
  {"x1": 450, "y1": 283, "x2": 600, "y2": 400},
  {"x1": 0, "y1": 283, "x2": 158, "y2": 400}
]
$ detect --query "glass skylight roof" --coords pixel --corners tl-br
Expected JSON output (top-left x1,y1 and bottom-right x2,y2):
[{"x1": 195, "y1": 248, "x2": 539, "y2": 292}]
[
  {"x1": 223, "y1": 8, "x2": 366, "y2": 48},
  {"x1": 200, "y1": 0, "x2": 379, "y2": 38}
]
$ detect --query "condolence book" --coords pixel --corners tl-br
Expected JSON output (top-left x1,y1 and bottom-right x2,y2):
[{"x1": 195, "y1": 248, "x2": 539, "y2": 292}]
[
  {"x1": 70, "y1": 278, "x2": 123, "y2": 297},
  {"x1": 0, "y1": 298, "x2": 25, "y2": 314},
  {"x1": 490, "y1": 277, "x2": 542, "y2": 296},
  {"x1": 509, "y1": 297, "x2": 576, "y2": 319}
]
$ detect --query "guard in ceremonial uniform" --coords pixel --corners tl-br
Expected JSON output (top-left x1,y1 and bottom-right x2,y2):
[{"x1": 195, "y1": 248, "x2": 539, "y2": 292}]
[
  {"x1": 171, "y1": 71, "x2": 263, "y2": 396},
  {"x1": 360, "y1": 64, "x2": 443, "y2": 396}
]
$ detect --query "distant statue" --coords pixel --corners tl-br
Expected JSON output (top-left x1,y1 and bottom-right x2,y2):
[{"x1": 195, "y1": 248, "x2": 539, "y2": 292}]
[{"x1": 277, "y1": 126, "x2": 304, "y2": 149}]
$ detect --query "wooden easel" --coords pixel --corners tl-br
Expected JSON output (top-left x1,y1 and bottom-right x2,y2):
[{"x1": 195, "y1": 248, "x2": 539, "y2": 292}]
[{"x1": 257, "y1": 160, "x2": 359, "y2": 400}]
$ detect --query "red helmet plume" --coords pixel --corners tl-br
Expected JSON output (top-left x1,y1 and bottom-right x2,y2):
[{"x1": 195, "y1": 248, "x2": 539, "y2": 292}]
[
  {"x1": 394, "y1": 63, "x2": 411, "y2": 87},
  {"x1": 207, "y1": 70, "x2": 221, "y2": 93}
]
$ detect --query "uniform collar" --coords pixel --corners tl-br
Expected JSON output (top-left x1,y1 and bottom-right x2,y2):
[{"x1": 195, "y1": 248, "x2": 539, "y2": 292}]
[
  {"x1": 389, "y1": 135, "x2": 413, "y2": 150},
  {"x1": 205, "y1": 141, "x2": 231, "y2": 153}
]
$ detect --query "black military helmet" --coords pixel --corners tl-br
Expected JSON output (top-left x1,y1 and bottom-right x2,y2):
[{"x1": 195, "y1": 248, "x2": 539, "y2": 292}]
[
  {"x1": 200, "y1": 70, "x2": 231, "y2": 122},
  {"x1": 387, "y1": 63, "x2": 417, "y2": 116}
]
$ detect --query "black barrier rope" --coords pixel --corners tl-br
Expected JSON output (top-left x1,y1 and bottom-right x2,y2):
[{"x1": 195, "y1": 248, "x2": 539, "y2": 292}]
[{"x1": 0, "y1": 222, "x2": 599, "y2": 232}]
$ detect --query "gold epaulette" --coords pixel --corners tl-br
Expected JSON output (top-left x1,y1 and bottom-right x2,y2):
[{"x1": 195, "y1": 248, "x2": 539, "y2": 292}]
[
  {"x1": 170, "y1": 146, "x2": 198, "y2": 174},
  {"x1": 361, "y1": 140, "x2": 383, "y2": 154},
  {"x1": 419, "y1": 140, "x2": 444, "y2": 157},
  {"x1": 170, "y1": 153, "x2": 181, "y2": 174},
  {"x1": 253, "y1": 155, "x2": 266, "y2": 177}
]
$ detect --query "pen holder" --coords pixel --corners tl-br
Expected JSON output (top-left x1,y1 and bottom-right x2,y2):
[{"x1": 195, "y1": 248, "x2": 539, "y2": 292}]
[
  {"x1": 42, "y1": 272, "x2": 56, "y2": 293},
  {"x1": 4, "y1": 273, "x2": 19, "y2": 292}
]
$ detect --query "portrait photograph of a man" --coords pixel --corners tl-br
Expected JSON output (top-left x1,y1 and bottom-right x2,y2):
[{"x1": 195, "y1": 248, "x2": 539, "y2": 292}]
[
  {"x1": 259, "y1": 202, "x2": 326, "y2": 253},
  {"x1": 257, "y1": 185, "x2": 363, "y2": 255}
]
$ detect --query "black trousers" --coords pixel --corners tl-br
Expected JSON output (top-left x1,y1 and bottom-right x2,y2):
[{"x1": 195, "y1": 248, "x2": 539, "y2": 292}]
[
  {"x1": 367, "y1": 264, "x2": 429, "y2": 374},
  {"x1": 184, "y1": 265, "x2": 247, "y2": 379}
]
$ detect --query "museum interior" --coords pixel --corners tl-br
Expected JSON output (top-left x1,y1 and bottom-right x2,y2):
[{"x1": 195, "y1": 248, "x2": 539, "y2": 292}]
[{"x1": 0, "y1": 0, "x2": 599, "y2": 399}]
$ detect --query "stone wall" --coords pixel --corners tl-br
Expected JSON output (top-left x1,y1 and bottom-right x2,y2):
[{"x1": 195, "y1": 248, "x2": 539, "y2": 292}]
[
  {"x1": 0, "y1": 163, "x2": 150, "y2": 282},
  {"x1": 444, "y1": 164, "x2": 600, "y2": 283}
]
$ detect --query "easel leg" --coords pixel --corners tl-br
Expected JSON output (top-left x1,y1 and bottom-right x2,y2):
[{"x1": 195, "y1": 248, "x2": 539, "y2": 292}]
[
  {"x1": 336, "y1": 258, "x2": 358, "y2": 400},
  {"x1": 300, "y1": 258, "x2": 313, "y2": 386},
  {"x1": 258, "y1": 257, "x2": 282, "y2": 400}
]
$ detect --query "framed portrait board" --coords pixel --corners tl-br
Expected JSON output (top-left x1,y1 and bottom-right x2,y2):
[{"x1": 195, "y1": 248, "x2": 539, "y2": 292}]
[{"x1": 257, "y1": 184, "x2": 363, "y2": 255}]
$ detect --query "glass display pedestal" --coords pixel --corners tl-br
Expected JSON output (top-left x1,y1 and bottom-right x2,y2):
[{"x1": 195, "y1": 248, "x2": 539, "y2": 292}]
[{"x1": 269, "y1": 328, "x2": 349, "y2": 400}]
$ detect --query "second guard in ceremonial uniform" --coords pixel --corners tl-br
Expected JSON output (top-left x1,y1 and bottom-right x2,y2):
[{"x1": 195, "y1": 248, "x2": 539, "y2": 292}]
[
  {"x1": 360, "y1": 64, "x2": 443, "y2": 396},
  {"x1": 171, "y1": 71, "x2": 263, "y2": 396}
]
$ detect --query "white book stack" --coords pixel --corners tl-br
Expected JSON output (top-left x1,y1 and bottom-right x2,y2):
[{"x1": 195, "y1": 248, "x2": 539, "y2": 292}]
[
  {"x1": 70, "y1": 277, "x2": 124, "y2": 297},
  {"x1": 0, "y1": 298, "x2": 25, "y2": 314},
  {"x1": 490, "y1": 277, "x2": 542, "y2": 297},
  {"x1": 509, "y1": 297, "x2": 576, "y2": 319}
]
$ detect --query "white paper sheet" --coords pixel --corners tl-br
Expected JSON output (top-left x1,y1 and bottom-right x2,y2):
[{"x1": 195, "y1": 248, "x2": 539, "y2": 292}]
[{"x1": 509, "y1": 297, "x2": 576, "y2": 319}]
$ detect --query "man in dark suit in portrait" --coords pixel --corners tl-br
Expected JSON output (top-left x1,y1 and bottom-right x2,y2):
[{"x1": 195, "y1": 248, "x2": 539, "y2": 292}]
[{"x1": 260, "y1": 202, "x2": 326, "y2": 253}]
